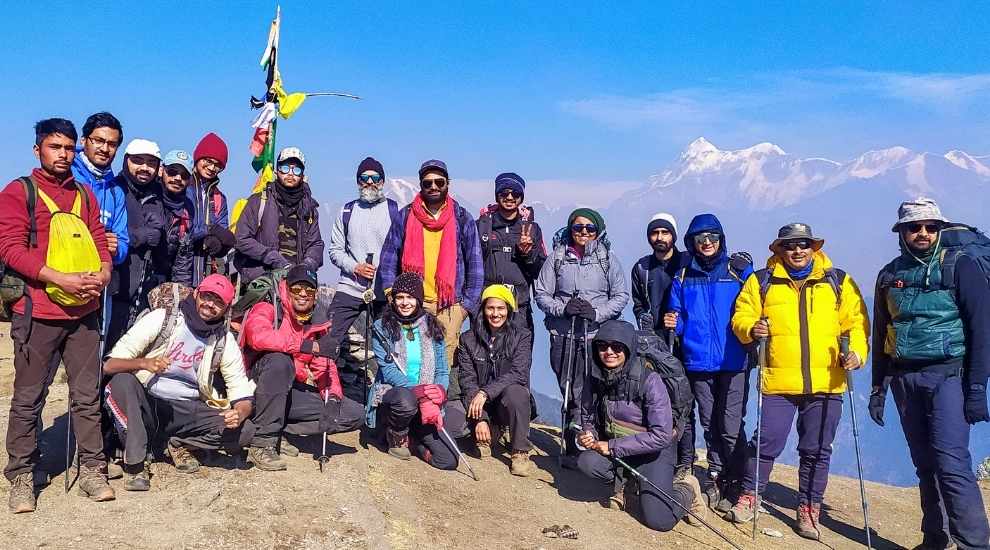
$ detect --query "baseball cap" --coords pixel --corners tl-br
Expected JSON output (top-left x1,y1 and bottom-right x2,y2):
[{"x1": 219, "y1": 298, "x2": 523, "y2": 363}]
[
  {"x1": 286, "y1": 265, "x2": 318, "y2": 288},
  {"x1": 418, "y1": 159, "x2": 448, "y2": 180},
  {"x1": 162, "y1": 149, "x2": 193, "y2": 173},
  {"x1": 277, "y1": 147, "x2": 306, "y2": 167},
  {"x1": 124, "y1": 139, "x2": 161, "y2": 160},
  {"x1": 197, "y1": 274, "x2": 235, "y2": 306}
]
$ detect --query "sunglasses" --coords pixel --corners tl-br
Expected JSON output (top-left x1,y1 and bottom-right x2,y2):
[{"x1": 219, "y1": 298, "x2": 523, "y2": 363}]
[
  {"x1": 693, "y1": 232, "x2": 721, "y2": 245},
  {"x1": 164, "y1": 166, "x2": 190, "y2": 179},
  {"x1": 498, "y1": 189, "x2": 522, "y2": 200},
  {"x1": 594, "y1": 341, "x2": 626, "y2": 354},
  {"x1": 420, "y1": 177, "x2": 448, "y2": 189},
  {"x1": 359, "y1": 173, "x2": 383, "y2": 184},
  {"x1": 277, "y1": 164, "x2": 304, "y2": 176},
  {"x1": 779, "y1": 239, "x2": 813, "y2": 251},
  {"x1": 289, "y1": 284, "x2": 317, "y2": 298},
  {"x1": 906, "y1": 223, "x2": 940, "y2": 234},
  {"x1": 571, "y1": 224, "x2": 598, "y2": 234}
]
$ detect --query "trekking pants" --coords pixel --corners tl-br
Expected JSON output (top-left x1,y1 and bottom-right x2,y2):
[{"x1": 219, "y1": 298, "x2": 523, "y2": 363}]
[
  {"x1": 548, "y1": 328, "x2": 590, "y2": 455},
  {"x1": 469, "y1": 383, "x2": 533, "y2": 453},
  {"x1": 249, "y1": 352, "x2": 364, "y2": 448},
  {"x1": 741, "y1": 393, "x2": 842, "y2": 504},
  {"x1": 328, "y1": 293, "x2": 384, "y2": 404},
  {"x1": 423, "y1": 302, "x2": 469, "y2": 382},
  {"x1": 677, "y1": 370, "x2": 749, "y2": 481},
  {"x1": 577, "y1": 443, "x2": 690, "y2": 532},
  {"x1": 891, "y1": 369, "x2": 990, "y2": 550},
  {"x1": 379, "y1": 387, "x2": 458, "y2": 470},
  {"x1": 5, "y1": 313, "x2": 105, "y2": 481}
]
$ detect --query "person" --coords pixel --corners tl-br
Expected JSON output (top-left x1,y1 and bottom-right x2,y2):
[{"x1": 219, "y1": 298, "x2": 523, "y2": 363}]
[
  {"x1": 187, "y1": 132, "x2": 232, "y2": 285},
  {"x1": 159, "y1": 150, "x2": 196, "y2": 286},
  {"x1": 106, "y1": 139, "x2": 165, "y2": 349},
  {"x1": 664, "y1": 213, "x2": 752, "y2": 507},
  {"x1": 366, "y1": 272, "x2": 457, "y2": 470},
  {"x1": 871, "y1": 198, "x2": 990, "y2": 550},
  {"x1": 576, "y1": 320, "x2": 706, "y2": 531},
  {"x1": 327, "y1": 157, "x2": 397, "y2": 402},
  {"x1": 379, "y1": 159, "x2": 483, "y2": 435},
  {"x1": 234, "y1": 147, "x2": 324, "y2": 285},
  {"x1": 456, "y1": 284, "x2": 535, "y2": 477},
  {"x1": 475, "y1": 172, "x2": 547, "y2": 332},
  {"x1": 103, "y1": 275, "x2": 255, "y2": 491},
  {"x1": 241, "y1": 265, "x2": 364, "y2": 471},
  {"x1": 729, "y1": 223, "x2": 869, "y2": 540},
  {"x1": 631, "y1": 213, "x2": 681, "y2": 336},
  {"x1": 534, "y1": 207, "x2": 628, "y2": 464},
  {"x1": 0, "y1": 118, "x2": 114, "y2": 512}
]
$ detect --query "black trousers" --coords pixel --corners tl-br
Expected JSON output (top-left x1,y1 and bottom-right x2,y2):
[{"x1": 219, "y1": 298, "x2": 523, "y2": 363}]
[
  {"x1": 469, "y1": 383, "x2": 532, "y2": 453},
  {"x1": 380, "y1": 387, "x2": 458, "y2": 470},
  {"x1": 676, "y1": 370, "x2": 749, "y2": 481},
  {"x1": 328, "y1": 292, "x2": 384, "y2": 404}
]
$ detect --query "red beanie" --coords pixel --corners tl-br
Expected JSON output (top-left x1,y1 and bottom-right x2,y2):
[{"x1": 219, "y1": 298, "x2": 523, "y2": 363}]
[{"x1": 193, "y1": 132, "x2": 228, "y2": 169}]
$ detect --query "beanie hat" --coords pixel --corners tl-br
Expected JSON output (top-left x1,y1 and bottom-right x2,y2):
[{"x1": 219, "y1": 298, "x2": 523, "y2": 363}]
[
  {"x1": 481, "y1": 284, "x2": 516, "y2": 312},
  {"x1": 357, "y1": 157, "x2": 385, "y2": 183},
  {"x1": 568, "y1": 207, "x2": 606, "y2": 234},
  {"x1": 392, "y1": 272, "x2": 425, "y2": 304},
  {"x1": 193, "y1": 132, "x2": 229, "y2": 169},
  {"x1": 494, "y1": 172, "x2": 525, "y2": 198},
  {"x1": 646, "y1": 212, "x2": 677, "y2": 241}
]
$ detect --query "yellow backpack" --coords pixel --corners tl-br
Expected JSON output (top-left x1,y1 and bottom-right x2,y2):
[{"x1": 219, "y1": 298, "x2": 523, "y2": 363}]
[{"x1": 36, "y1": 186, "x2": 102, "y2": 306}]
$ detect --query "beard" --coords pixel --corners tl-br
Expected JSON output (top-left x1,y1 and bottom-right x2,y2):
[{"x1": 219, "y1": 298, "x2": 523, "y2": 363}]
[
  {"x1": 359, "y1": 185, "x2": 385, "y2": 204},
  {"x1": 651, "y1": 240, "x2": 672, "y2": 255}
]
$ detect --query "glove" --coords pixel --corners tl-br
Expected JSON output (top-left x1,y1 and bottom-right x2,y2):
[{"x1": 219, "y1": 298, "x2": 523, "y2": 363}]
[
  {"x1": 423, "y1": 384, "x2": 447, "y2": 405},
  {"x1": 418, "y1": 399, "x2": 444, "y2": 429},
  {"x1": 202, "y1": 235, "x2": 223, "y2": 256},
  {"x1": 729, "y1": 251, "x2": 754, "y2": 272},
  {"x1": 203, "y1": 225, "x2": 235, "y2": 257},
  {"x1": 577, "y1": 300, "x2": 597, "y2": 321},
  {"x1": 964, "y1": 384, "x2": 989, "y2": 424},
  {"x1": 868, "y1": 389, "x2": 886, "y2": 427},
  {"x1": 315, "y1": 334, "x2": 339, "y2": 360},
  {"x1": 638, "y1": 313, "x2": 655, "y2": 331},
  {"x1": 564, "y1": 297, "x2": 587, "y2": 317},
  {"x1": 136, "y1": 226, "x2": 162, "y2": 249}
]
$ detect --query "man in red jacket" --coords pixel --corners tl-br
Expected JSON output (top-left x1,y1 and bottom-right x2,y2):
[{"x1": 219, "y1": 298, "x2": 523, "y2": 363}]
[
  {"x1": 0, "y1": 119, "x2": 114, "y2": 513},
  {"x1": 241, "y1": 265, "x2": 364, "y2": 471}
]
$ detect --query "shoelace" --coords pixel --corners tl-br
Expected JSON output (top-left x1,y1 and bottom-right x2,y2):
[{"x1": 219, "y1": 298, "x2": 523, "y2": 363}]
[{"x1": 797, "y1": 504, "x2": 819, "y2": 528}]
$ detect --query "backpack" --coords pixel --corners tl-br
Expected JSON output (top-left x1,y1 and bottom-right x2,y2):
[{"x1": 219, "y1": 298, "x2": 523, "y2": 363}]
[
  {"x1": 36, "y1": 182, "x2": 101, "y2": 307},
  {"x1": 0, "y1": 178, "x2": 38, "y2": 318},
  {"x1": 674, "y1": 250, "x2": 752, "y2": 286},
  {"x1": 633, "y1": 331, "x2": 693, "y2": 439},
  {"x1": 136, "y1": 282, "x2": 226, "y2": 373},
  {"x1": 550, "y1": 226, "x2": 612, "y2": 281},
  {"x1": 477, "y1": 204, "x2": 535, "y2": 256},
  {"x1": 753, "y1": 266, "x2": 846, "y2": 310},
  {"x1": 935, "y1": 224, "x2": 990, "y2": 292},
  {"x1": 342, "y1": 198, "x2": 399, "y2": 249},
  {"x1": 231, "y1": 268, "x2": 288, "y2": 328}
]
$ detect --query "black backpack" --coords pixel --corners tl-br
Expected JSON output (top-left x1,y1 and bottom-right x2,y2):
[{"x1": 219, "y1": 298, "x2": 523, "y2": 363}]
[
  {"x1": 633, "y1": 331, "x2": 693, "y2": 439},
  {"x1": 0, "y1": 178, "x2": 38, "y2": 319},
  {"x1": 935, "y1": 224, "x2": 990, "y2": 291}
]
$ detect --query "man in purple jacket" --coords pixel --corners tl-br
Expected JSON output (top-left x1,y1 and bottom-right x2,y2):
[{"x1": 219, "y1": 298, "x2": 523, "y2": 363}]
[{"x1": 576, "y1": 320, "x2": 705, "y2": 531}]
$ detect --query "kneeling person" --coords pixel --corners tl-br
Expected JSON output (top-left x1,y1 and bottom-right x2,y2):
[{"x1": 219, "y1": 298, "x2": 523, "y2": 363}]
[
  {"x1": 103, "y1": 275, "x2": 255, "y2": 490},
  {"x1": 241, "y1": 266, "x2": 364, "y2": 470}
]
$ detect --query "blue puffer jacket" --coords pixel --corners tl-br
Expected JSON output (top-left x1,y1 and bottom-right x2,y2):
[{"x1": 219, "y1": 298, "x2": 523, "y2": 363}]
[
  {"x1": 667, "y1": 214, "x2": 750, "y2": 373},
  {"x1": 71, "y1": 150, "x2": 129, "y2": 265}
]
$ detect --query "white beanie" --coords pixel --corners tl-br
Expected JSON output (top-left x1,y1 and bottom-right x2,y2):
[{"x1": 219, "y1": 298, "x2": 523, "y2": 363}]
[{"x1": 647, "y1": 212, "x2": 678, "y2": 239}]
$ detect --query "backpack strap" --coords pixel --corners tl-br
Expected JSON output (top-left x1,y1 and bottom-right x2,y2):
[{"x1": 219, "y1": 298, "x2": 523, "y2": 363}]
[
  {"x1": 210, "y1": 333, "x2": 226, "y2": 373},
  {"x1": 824, "y1": 268, "x2": 846, "y2": 309},
  {"x1": 257, "y1": 190, "x2": 268, "y2": 231},
  {"x1": 755, "y1": 268, "x2": 772, "y2": 307},
  {"x1": 17, "y1": 178, "x2": 37, "y2": 248},
  {"x1": 342, "y1": 199, "x2": 357, "y2": 244}
]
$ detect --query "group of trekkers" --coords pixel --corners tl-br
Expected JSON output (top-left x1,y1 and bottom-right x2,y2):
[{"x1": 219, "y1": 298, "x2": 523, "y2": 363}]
[{"x1": 0, "y1": 114, "x2": 987, "y2": 550}]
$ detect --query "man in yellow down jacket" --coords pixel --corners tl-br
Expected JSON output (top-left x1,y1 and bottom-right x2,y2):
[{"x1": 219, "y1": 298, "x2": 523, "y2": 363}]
[{"x1": 727, "y1": 223, "x2": 869, "y2": 541}]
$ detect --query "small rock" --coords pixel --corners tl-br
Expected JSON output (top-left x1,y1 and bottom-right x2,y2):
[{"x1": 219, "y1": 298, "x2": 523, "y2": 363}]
[
  {"x1": 74, "y1": 537, "x2": 82, "y2": 543},
  {"x1": 761, "y1": 527, "x2": 784, "y2": 538}
]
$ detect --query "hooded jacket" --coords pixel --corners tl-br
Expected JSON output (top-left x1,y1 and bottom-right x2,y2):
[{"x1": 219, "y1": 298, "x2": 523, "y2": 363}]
[
  {"x1": 71, "y1": 149, "x2": 129, "y2": 265},
  {"x1": 667, "y1": 214, "x2": 751, "y2": 373},
  {"x1": 579, "y1": 320, "x2": 674, "y2": 458},
  {"x1": 161, "y1": 189, "x2": 195, "y2": 286},
  {"x1": 476, "y1": 206, "x2": 548, "y2": 306},
  {"x1": 456, "y1": 313, "x2": 533, "y2": 409},
  {"x1": 631, "y1": 250, "x2": 684, "y2": 334},
  {"x1": 240, "y1": 280, "x2": 342, "y2": 400},
  {"x1": 732, "y1": 250, "x2": 870, "y2": 395},
  {"x1": 233, "y1": 184, "x2": 324, "y2": 283},
  {"x1": 112, "y1": 172, "x2": 167, "y2": 307},
  {"x1": 187, "y1": 175, "x2": 228, "y2": 285}
]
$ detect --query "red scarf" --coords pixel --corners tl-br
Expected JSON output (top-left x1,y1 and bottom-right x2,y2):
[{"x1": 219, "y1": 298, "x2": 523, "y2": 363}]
[{"x1": 403, "y1": 195, "x2": 458, "y2": 308}]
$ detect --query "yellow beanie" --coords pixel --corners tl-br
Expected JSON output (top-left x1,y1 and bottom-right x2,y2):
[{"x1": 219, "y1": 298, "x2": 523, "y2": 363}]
[{"x1": 481, "y1": 284, "x2": 516, "y2": 312}]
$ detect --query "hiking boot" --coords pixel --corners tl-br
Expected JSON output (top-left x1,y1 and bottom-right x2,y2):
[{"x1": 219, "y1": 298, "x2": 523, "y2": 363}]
[
  {"x1": 795, "y1": 502, "x2": 821, "y2": 540},
  {"x1": 248, "y1": 446, "x2": 288, "y2": 471},
  {"x1": 278, "y1": 439, "x2": 300, "y2": 458},
  {"x1": 122, "y1": 463, "x2": 150, "y2": 492},
  {"x1": 107, "y1": 461, "x2": 124, "y2": 480},
  {"x1": 676, "y1": 474, "x2": 708, "y2": 526},
  {"x1": 386, "y1": 430, "x2": 411, "y2": 461},
  {"x1": 608, "y1": 478, "x2": 627, "y2": 511},
  {"x1": 167, "y1": 440, "x2": 201, "y2": 474},
  {"x1": 726, "y1": 492, "x2": 757, "y2": 523},
  {"x1": 911, "y1": 540, "x2": 957, "y2": 550},
  {"x1": 77, "y1": 465, "x2": 115, "y2": 502},
  {"x1": 477, "y1": 442, "x2": 492, "y2": 458},
  {"x1": 8, "y1": 473, "x2": 36, "y2": 513},
  {"x1": 703, "y1": 480, "x2": 721, "y2": 511},
  {"x1": 510, "y1": 452, "x2": 534, "y2": 477},
  {"x1": 673, "y1": 464, "x2": 691, "y2": 483}
]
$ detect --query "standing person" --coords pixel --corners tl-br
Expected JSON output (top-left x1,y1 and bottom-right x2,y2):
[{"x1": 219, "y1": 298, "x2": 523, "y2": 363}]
[
  {"x1": 475, "y1": 172, "x2": 547, "y2": 332},
  {"x1": 158, "y1": 150, "x2": 196, "y2": 286},
  {"x1": 534, "y1": 207, "x2": 628, "y2": 465},
  {"x1": 631, "y1": 213, "x2": 681, "y2": 336},
  {"x1": 379, "y1": 159, "x2": 483, "y2": 435},
  {"x1": 457, "y1": 284, "x2": 535, "y2": 477},
  {"x1": 576, "y1": 320, "x2": 706, "y2": 531},
  {"x1": 664, "y1": 213, "x2": 752, "y2": 507},
  {"x1": 366, "y1": 273, "x2": 457, "y2": 470},
  {"x1": 0, "y1": 118, "x2": 115, "y2": 512},
  {"x1": 234, "y1": 147, "x2": 324, "y2": 284},
  {"x1": 871, "y1": 198, "x2": 990, "y2": 550},
  {"x1": 188, "y1": 132, "x2": 232, "y2": 285},
  {"x1": 107, "y1": 139, "x2": 165, "y2": 349},
  {"x1": 729, "y1": 223, "x2": 870, "y2": 541}
]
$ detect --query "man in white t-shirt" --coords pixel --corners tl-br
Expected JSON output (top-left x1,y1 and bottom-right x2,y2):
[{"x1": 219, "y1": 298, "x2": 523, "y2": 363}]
[{"x1": 102, "y1": 275, "x2": 255, "y2": 491}]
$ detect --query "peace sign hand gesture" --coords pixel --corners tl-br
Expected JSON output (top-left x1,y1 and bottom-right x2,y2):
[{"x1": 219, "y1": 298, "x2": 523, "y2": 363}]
[{"x1": 517, "y1": 223, "x2": 535, "y2": 256}]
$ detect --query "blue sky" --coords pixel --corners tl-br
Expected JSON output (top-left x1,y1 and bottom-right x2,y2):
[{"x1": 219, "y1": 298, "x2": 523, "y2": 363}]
[{"x1": 3, "y1": 1, "x2": 989, "y2": 202}]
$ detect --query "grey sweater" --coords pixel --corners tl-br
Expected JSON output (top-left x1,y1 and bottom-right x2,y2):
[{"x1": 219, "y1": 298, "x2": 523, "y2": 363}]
[{"x1": 328, "y1": 199, "x2": 393, "y2": 298}]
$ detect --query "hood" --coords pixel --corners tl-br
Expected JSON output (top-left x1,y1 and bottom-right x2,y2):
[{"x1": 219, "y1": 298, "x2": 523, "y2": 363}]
[
  {"x1": 591, "y1": 320, "x2": 637, "y2": 369},
  {"x1": 683, "y1": 213, "x2": 725, "y2": 251},
  {"x1": 276, "y1": 280, "x2": 331, "y2": 329}
]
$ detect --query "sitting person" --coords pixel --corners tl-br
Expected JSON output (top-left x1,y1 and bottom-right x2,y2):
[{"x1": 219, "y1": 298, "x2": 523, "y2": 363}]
[
  {"x1": 457, "y1": 284, "x2": 535, "y2": 477},
  {"x1": 366, "y1": 272, "x2": 456, "y2": 470},
  {"x1": 576, "y1": 319, "x2": 705, "y2": 532},
  {"x1": 240, "y1": 265, "x2": 365, "y2": 470},
  {"x1": 103, "y1": 275, "x2": 255, "y2": 491}
]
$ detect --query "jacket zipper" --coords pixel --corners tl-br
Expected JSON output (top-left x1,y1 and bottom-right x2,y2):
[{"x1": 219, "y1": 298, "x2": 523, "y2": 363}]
[{"x1": 798, "y1": 282, "x2": 813, "y2": 394}]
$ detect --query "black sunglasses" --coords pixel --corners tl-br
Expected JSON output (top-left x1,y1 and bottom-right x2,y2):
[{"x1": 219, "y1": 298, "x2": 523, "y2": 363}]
[
  {"x1": 779, "y1": 239, "x2": 813, "y2": 251},
  {"x1": 906, "y1": 223, "x2": 940, "y2": 234},
  {"x1": 594, "y1": 341, "x2": 626, "y2": 353},
  {"x1": 164, "y1": 166, "x2": 190, "y2": 178},
  {"x1": 359, "y1": 173, "x2": 383, "y2": 184},
  {"x1": 571, "y1": 223, "x2": 598, "y2": 234},
  {"x1": 498, "y1": 189, "x2": 522, "y2": 200},
  {"x1": 420, "y1": 177, "x2": 448, "y2": 189}
]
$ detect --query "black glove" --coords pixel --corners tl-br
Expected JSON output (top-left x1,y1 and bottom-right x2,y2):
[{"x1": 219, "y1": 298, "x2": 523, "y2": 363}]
[
  {"x1": 577, "y1": 300, "x2": 597, "y2": 321},
  {"x1": 201, "y1": 235, "x2": 223, "y2": 256},
  {"x1": 202, "y1": 225, "x2": 236, "y2": 257},
  {"x1": 638, "y1": 313, "x2": 655, "y2": 331},
  {"x1": 315, "y1": 334, "x2": 340, "y2": 360},
  {"x1": 964, "y1": 384, "x2": 989, "y2": 424},
  {"x1": 729, "y1": 251, "x2": 753, "y2": 272},
  {"x1": 868, "y1": 389, "x2": 886, "y2": 427},
  {"x1": 136, "y1": 226, "x2": 162, "y2": 249},
  {"x1": 564, "y1": 297, "x2": 587, "y2": 317}
]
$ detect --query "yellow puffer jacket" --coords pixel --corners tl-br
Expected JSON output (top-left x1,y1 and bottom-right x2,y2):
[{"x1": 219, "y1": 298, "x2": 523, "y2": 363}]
[{"x1": 732, "y1": 250, "x2": 870, "y2": 395}]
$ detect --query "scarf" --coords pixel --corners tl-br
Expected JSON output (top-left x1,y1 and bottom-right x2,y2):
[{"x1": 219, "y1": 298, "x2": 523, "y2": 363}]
[
  {"x1": 161, "y1": 189, "x2": 187, "y2": 214},
  {"x1": 403, "y1": 195, "x2": 458, "y2": 308},
  {"x1": 274, "y1": 180, "x2": 307, "y2": 213},
  {"x1": 79, "y1": 152, "x2": 111, "y2": 179},
  {"x1": 786, "y1": 260, "x2": 815, "y2": 281},
  {"x1": 370, "y1": 315, "x2": 438, "y2": 407},
  {"x1": 179, "y1": 295, "x2": 226, "y2": 340}
]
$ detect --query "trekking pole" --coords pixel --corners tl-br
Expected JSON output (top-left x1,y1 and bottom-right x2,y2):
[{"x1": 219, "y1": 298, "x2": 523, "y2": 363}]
[
  {"x1": 666, "y1": 327, "x2": 676, "y2": 353},
  {"x1": 439, "y1": 425, "x2": 479, "y2": 481},
  {"x1": 841, "y1": 333, "x2": 873, "y2": 550},
  {"x1": 318, "y1": 391, "x2": 330, "y2": 472},
  {"x1": 614, "y1": 456, "x2": 743, "y2": 550},
  {"x1": 363, "y1": 253, "x2": 375, "y2": 398},
  {"x1": 753, "y1": 317, "x2": 769, "y2": 539},
  {"x1": 558, "y1": 316, "x2": 577, "y2": 466}
]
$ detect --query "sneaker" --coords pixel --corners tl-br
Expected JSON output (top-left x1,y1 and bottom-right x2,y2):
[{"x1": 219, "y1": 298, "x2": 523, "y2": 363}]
[
  {"x1": 8, "y1": 473, "x2": 36, "y2": 513},
  {"x1": 278, "y1": 439, "x2": 300, "y2": 458},
  {"x1": 676, "y1": 474, "x2": 708, "y2": 526},
  {"x1": 795, "y1": 502, "x2": 821, "y2": 540},
  {"x1": 703, "y1": 481, "x2": 721, "y2": 511},
  {"x1": 510, "y1": 452, "x2": 534, "y2": 477},
  {"x1": 107, "y1": 461, "x2": 124, "y2": 480},
  {"x1": 122, "y1": 463, "x2": 150, "y2": 492},
  {"x1": 726, "y1": 492, "x2": 757, "y2": 524},
  {"x1": 386, "y1": 430, "x2": 411, "y2": 461},
  {"x1": 77, "y1": 465, "x2": 115, "y2": 502},
  {"x1": 477, "y1": 442, "x2": 492, "y2": 458},
  {"x1": 248, "y1": 446, "x2": 288, "y2": 471},
  {"x1": 167, "y1": 440, "x2": 201, "y2": 474},
  {"x1": 673, "y1": 464, "x2": 691, "y2": 483}
]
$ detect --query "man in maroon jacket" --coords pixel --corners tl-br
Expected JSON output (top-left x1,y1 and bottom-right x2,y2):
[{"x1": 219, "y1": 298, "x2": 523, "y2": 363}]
[{"x1": 0, "y1": 119, "x2": 114, "y2": 513}]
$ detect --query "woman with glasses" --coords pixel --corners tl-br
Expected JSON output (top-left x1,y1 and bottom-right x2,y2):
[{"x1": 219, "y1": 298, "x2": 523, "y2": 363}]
[
  {"x1": 576, "y1": 319, "x2": 706, "y2": 531},
  {"x1": 535, "y1": 207, "x2": 629, "y2": 466},
  {"x1": 233, "y1": 147, "x2": 325, "y2": 285}
]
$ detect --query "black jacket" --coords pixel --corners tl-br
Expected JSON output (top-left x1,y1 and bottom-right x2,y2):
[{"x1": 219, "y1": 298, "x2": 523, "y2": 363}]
[
  {"x1": 113, "y1": 174, "x2": 166, "y2": 304},
  {"x1": 456, "y1": 315, "x2": 533, "y2": 410},
  {"x1": 630, "y1": 250, "x2": 683, "y2": 333},
  {"x1": 477, "y1": 207, "x2": 547, "y2": 307}
]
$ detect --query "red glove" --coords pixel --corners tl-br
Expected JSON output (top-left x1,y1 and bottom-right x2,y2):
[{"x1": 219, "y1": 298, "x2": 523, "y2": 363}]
[
  {"x1": 423, "y1": 384, "x2": 446, "y2": 405},
  {"x1": 418, "y1": 399, "x2": 444, "y2": 429}
]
